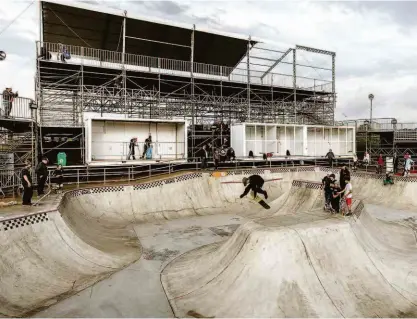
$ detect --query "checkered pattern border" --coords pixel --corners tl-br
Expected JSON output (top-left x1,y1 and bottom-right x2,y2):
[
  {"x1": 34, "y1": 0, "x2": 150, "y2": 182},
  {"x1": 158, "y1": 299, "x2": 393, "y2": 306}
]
[
  {"x1": 0, "y1": 213, "x2": 49, "y2": 232},
  {"x1": 91, "y1": 186, "x2": 124, "y2": 194},
  {"x1": 209, "y1": 166, "x2": 317, "y2": 177},
  {"x1": 292, "y1": 179, "x2": 323, "y2": 189},
  {"x1": 60, "y1": 166, "x2": 417, "y2": 205}
]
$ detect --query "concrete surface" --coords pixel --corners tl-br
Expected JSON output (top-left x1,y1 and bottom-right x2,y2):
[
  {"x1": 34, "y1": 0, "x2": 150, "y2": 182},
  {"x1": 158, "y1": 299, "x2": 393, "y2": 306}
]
[{"x1": 1, "y1": 167, "x2": 417, "y2": 317}]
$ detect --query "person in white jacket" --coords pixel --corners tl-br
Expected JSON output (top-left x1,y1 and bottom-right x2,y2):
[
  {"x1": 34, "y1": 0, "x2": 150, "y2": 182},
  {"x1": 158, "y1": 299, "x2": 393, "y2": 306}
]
[{"x1": 404, "y1": 157, "x2": 414, "y2": 177}]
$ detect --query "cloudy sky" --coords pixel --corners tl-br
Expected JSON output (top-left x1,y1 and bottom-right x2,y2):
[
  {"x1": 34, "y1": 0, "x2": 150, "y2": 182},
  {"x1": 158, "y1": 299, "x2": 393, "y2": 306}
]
[{"x1": 0, "y1": 0, "x2": 416, "y2": 122}]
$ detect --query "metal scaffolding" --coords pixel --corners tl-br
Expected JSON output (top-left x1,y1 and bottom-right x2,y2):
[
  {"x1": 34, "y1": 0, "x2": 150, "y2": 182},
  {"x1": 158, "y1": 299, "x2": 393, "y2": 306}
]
[{"x1": 36, "y1": 2, "x2": 336, "y2": 162}]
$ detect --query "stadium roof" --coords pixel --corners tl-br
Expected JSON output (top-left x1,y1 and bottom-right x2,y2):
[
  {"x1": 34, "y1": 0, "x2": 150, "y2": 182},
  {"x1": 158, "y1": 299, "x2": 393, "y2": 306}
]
[{"x1": 41, "y1": 0, "x2": 258, "y2": 68}]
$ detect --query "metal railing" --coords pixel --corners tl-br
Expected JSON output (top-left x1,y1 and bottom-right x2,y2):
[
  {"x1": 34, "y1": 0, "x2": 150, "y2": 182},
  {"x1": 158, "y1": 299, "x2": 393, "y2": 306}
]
[
  {"x1": 90, "y1": 141, "x2": 185, "y2": 161},
  {"x1": 0, "y1": 156, "x2": 357, "y2": 197},
  {"x1": 37, "y1": 41, "x2": 332, "y2": 92},
  {"x1": 0, "y1": 94, "x2": 34, "y2": 121}
]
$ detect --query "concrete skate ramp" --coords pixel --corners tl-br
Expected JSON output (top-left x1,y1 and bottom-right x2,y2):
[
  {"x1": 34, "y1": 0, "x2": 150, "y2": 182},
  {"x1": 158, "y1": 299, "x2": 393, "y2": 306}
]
[
  {"x1": 2, "y1": 167, "x2": 417, "y2": 317},
  {"x1": 161, "y1": 208, "x2": 417, "y2": 318}
]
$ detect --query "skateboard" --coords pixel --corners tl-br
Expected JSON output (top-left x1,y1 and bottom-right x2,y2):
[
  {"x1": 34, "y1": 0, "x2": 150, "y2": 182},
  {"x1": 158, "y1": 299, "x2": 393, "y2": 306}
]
[
  {"x1": 250, "y1": 192, "x2": 270, "y2": 209},
  {"x1": 32, "y1": 189, "x2": 52, "y2": 206}
]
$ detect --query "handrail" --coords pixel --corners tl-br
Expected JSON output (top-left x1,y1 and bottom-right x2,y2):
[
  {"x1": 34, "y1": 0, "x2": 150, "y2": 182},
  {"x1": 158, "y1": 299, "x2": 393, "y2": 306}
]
[
  {"x1": 0, "y1": 94, "x2": 35, "y2": 121},
  {"x1": 37, "y1": 41, "x2": 332, "y2": 92},
  {"x1": 0, "y1": 156, "x2": 357, "y2": 196}
]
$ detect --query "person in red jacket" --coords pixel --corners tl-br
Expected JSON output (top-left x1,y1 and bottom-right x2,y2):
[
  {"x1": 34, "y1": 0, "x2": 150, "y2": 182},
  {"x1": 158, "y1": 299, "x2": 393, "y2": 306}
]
[{"x1": 377, "y1": 154, "x2": 384, "y2": 174}]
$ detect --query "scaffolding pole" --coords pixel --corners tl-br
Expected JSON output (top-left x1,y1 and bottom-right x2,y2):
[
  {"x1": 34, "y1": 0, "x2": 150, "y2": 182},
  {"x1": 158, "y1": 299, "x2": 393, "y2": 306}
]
[
  {"x1": 247, "y1": 36, "x2": 251, "y2": 122},
  {"x1": 191, "y1": 24, "x2": 195, "y2": 158}
]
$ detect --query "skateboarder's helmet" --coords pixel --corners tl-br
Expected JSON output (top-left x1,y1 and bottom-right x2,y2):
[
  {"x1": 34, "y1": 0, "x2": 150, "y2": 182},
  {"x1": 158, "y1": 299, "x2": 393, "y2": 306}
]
[{"x1": 242, "y1": 177, "x2": 248, "y2": 185}]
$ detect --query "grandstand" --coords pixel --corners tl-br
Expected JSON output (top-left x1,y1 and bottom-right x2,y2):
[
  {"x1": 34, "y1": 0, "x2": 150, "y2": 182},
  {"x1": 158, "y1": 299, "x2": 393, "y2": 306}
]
[{"x1": 34, "y1": 0, "x2": 336, "y2": 164}]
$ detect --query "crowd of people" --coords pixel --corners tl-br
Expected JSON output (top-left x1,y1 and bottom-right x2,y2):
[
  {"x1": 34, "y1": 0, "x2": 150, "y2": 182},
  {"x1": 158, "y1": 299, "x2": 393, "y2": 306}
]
[{"x1": 322, "y1": 166, "x2": 353, "y2": 216}]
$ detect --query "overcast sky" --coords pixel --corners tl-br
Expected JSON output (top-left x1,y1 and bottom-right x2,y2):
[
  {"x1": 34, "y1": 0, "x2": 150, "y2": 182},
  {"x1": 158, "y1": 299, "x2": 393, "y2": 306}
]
[{"x1": 1, "y1": 0, "x2": 416, "y2": 122}]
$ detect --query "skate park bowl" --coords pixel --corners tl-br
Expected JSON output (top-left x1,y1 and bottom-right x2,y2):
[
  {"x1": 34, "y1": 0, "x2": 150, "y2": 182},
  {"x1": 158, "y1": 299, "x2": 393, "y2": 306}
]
[{"x1": 1, "y1": 166, "x2": 417, "y2": 317}]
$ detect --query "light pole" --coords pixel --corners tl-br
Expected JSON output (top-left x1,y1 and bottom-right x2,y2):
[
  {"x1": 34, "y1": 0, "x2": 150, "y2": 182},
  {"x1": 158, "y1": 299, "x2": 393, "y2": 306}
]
[{"x1": 368, "y1": 93, "x2": 374, "y2": 158}]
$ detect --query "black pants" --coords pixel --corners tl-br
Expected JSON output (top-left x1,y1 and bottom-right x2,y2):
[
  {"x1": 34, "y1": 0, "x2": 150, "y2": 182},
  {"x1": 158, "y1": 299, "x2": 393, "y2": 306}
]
[
  {"x1": 328, "y1": 158, "x2": 333, "y2": 167},
  {"x1": 37, "y1": 176, "x2": 47, "y2": 195},
  {"x1": 253, "y1": 187, "x2": 267, "y2": 198},
  {"x1": 201, "y1": 157, "x2": 208, "y2": 169},
  {"x1": 324, "y1": 189, "x2": 332, "y2": 205},
  {"x1": 128, "y1": 147, "x2": 135, "y2": 160},
  {"x1": 22, "y1": 186, "x2": 33, "y2": 205},
  {"x1": 4, "y1": 102, "x2": 12, "y2": 117},
  {"x1": 142, "y1": 145, "x2": 148, "y2": 158}
]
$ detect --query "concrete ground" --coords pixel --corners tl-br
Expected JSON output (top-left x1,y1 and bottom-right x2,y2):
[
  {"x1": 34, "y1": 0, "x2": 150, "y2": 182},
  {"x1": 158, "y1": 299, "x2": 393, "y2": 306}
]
[{"x1": 1, "y1": 167, "x2": 417, "y2": 318}]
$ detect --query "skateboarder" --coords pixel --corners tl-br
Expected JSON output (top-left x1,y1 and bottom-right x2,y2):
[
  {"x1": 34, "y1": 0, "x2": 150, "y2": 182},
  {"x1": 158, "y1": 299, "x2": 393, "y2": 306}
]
[{"x1": 240, "y1": 175, "x2": 268, "y2": 200}]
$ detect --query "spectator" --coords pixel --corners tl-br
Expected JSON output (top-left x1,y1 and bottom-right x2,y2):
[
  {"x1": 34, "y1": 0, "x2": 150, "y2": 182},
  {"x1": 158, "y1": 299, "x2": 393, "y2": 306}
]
[
  {"x1": 363, "y1": 151, "x2": 370, "y2": 165},
  {"x1": 394, "y1": 153, "x2": 399, "y2": 174},
  {"x1": 201, "y1": 144, "x2": 208, "y2": 169},
  {"x1": 35, "y1": 157, "x2": 49, "y2": 196},
  {"x1": 377, "y1": 154, "x2": 384, "y2": 174},
  {"x1": 60, "y1": 45, "x2": 71, "y2": 63},
  {"x1": 213, "y1": 148, "x2": 220, "y2": 170},
  {"x1": 352, "y1": 153, "x2": 358, "y2": 170},
  {"x1": 383, "y1": 172, "x2": 394, "y2": 186},
  {"x1": 339, "y1": 166, "x2": 350, "y2": 191},
  {"x1": 331, "y1": 183, "x2": 342, "y2": 214},
  {"x1": 53, "y1": 164, "x2": 64, "y2": 192},
  {"x1": 338, "y1": 177, "x2": 353, "y2": 216},
  {"x1": 404, "y1": 157, "x2": 414, "y2": 177},
  {"x1": 325, "y1": 149, "x2": 335, "y2": 167},
  {"x1": 127, "y1": 137, "x2": 137, "y2": 160},
  {"x1": 2, "y1": 87, "x2": 18, "y2": 118},
  {"x1": 322, "y1": 173, "x2": 336, "y2": 210},
  {"x1": 21, "y1": 161, "x2": 33, "y2": 206},
  {"x1": 141, "y1": 134, "x2": 152, "y2": 159}
]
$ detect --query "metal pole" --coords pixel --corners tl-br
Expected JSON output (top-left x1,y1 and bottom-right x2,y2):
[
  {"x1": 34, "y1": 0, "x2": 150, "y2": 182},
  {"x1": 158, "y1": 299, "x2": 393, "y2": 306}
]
[
  {"x1": 247, "y1": 36, "x2": 251, "y2": 121},
  {"x1": 332, "y1": 53, "x2": 336, "y2": 125},
  {"x1": 122, "y1": 12, "x2": 127, "y2": 118},
  {"x1": 293, "y1": 48, "x2": 297, "y2": 123},
  {"x1": 191, "y1": 24, "x2": 195, "y2": 158},
  {"x1": 368, "y1": 93, "x2": 374, "y2": 158},
  {"x1": 38, "y1": 0, "x2": 43, "y2": 43}
]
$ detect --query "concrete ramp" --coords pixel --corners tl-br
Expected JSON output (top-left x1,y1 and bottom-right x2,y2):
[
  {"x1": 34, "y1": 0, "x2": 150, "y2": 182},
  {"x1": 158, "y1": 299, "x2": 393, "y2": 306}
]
[
  {"x1": 2, "y1": 166, "x2": 417, "y2": 317},
  {"x1": 161, "y1": 212, "x2": 417, "y2": 318}
]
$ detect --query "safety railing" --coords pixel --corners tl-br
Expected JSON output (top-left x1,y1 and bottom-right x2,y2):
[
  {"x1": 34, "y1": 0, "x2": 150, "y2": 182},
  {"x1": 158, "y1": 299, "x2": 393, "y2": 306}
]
[
  {"x1": 0, "y1": 94, "x2": 34, "y2": 121},
  {"x1": 36, "y1": 42, "x2": 331, "y2": 92},
  {"x1": 90, "y1": 141, "x2": 186, "y2": 161},
  {"x1": 1, "y1": 156, "x2": 358, "y2": 197}
]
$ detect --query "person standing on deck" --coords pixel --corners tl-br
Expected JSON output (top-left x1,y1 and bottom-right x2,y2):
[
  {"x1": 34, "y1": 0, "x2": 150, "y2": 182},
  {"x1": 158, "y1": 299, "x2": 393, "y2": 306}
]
[
  {"x1": 325, "y1": 149, "x2": 335, "y2": 167},
  {"x1": 21, "y1": 161, "x2": 33, "y2": 206},
  {"x1": 377, "y1": 154, "x2": 384, "y2": 174}
]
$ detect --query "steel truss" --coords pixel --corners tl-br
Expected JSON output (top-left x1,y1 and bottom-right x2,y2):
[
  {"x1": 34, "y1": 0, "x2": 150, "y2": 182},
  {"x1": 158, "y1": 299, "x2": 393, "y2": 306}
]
[
  {"x1": 37, "y1": 72, "x2": 335, "y2": 126},
  {"x1": 36, "y1": 36, "x2": 336, "y2": 162}
]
